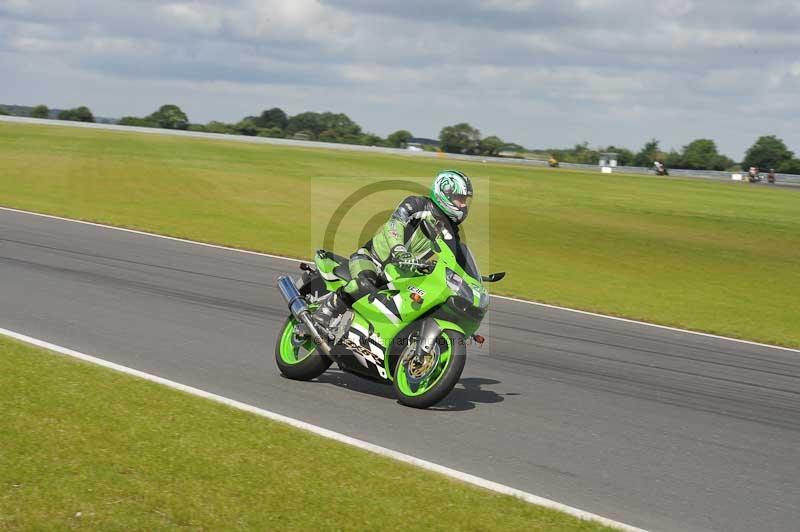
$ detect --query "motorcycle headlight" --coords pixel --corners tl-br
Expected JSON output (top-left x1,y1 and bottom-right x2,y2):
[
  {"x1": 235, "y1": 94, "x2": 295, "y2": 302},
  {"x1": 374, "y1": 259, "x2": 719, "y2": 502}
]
[{"x1": 446, "y1": 268, "x2": 474, "y2": 304}]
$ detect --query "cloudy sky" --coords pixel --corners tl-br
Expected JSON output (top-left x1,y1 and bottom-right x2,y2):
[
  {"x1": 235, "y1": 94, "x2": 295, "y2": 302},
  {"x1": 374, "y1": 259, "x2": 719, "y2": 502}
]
[{"x1": 2, "y1": 0, "x2": 799, "y2": 158}]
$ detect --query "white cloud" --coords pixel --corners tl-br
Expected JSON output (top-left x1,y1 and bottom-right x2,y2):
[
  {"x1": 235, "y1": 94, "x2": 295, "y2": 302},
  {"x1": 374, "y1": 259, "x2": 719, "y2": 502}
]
[
  {"x1": 1, "y1": 0, "x2": 799, "y2": 158},
  {"x1": 158, "y1": 3, "x2": 224, "y2": 34}
]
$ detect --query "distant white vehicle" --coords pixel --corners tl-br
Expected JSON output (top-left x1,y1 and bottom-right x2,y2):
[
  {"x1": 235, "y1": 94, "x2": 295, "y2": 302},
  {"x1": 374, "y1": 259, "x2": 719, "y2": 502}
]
[{"x1": 406, "y1": 145, "x2": 423, "y2": 152}]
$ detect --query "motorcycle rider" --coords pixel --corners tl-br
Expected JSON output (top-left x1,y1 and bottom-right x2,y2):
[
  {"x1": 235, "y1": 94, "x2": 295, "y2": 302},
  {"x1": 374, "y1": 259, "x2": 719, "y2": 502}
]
[{"x1": 313, "y1": 169, "x2": 474, "y2": 330}]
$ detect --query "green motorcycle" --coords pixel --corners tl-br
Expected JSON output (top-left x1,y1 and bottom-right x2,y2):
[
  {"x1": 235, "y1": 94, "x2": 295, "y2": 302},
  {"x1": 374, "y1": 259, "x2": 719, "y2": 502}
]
[{"x1": 275, "y1": 220, "x2": 504, "y2": 408}]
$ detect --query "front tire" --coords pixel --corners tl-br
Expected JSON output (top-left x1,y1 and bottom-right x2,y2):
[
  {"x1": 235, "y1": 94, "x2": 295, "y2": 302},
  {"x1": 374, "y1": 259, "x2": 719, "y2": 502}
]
[
  {"x1": 275, "y1": 317, "x2": 332, "y2": 380},
  {"x1": 393, "y1": 329, "x2": 466, "y2": 408}
]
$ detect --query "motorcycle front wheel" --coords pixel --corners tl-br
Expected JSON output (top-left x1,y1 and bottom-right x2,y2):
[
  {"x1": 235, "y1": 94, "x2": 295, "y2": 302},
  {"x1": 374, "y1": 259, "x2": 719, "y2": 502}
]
[{"x1": 393, "y1": 329, "x2": 466, "y2": 409}]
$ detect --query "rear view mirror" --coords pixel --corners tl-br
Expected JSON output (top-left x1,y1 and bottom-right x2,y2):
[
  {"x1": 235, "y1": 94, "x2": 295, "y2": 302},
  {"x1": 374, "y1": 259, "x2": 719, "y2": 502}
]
[{"x1": 481, "y1": 272, "x2": 506, "y2": 282}]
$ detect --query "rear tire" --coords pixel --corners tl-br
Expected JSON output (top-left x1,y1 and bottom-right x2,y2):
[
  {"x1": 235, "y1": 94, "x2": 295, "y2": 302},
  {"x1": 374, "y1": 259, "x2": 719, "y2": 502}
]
[
  {"x1": 275, "y1": 317, "x2": 332, "y2": 380},
  {"x1": 393, "y1": 330, "x2": 466, "y2": 409}
]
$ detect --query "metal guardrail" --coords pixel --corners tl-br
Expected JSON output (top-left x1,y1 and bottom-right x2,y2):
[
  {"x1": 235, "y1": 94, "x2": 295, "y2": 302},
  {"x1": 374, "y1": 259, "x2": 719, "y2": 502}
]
[{"x1": 2, "y1": 115, "x2": 798, "y2": 186}]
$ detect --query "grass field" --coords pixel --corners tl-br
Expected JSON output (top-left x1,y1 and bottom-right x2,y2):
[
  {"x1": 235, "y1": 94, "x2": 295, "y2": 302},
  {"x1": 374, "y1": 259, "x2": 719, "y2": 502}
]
[
  {"x1": 1, "y1": 122, "x2": 798, "y2": 347},
  {"x1": 0, "y1": 336, "x2": 618, "y2": 531}
]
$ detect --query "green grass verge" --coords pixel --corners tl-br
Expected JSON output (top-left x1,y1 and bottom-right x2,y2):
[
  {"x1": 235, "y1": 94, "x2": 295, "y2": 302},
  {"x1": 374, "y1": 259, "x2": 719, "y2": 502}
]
[
  {"x1": 1, "y1": 122, "x2": 799, "y2": 348},
  {"x1": 0, "y1": 336, "x2": 618, "y2": 531}
]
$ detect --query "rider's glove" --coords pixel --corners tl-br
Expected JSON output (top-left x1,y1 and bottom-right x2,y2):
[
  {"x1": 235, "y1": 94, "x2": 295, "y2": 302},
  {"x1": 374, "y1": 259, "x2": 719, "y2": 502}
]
[
  {"x1": 391, "y1": 246, "x2": 418, "y2": 274},
  {"x1": 392, "y1": 245, "x2": 414, "y2": 264}
]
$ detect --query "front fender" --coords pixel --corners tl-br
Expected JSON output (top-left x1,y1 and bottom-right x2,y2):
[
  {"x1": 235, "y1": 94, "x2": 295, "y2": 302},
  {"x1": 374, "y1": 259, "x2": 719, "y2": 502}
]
[
  {"x1": 416, "y1": 318, "x2": 468, "y2": 359},
  {"x1": 432, "y1": 319, "x2": 465, "y2": 336}
]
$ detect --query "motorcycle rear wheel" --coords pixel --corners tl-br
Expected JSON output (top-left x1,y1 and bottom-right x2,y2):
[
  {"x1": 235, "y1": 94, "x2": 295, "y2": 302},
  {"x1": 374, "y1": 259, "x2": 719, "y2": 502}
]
[{"x1": 275, "y1": 317, "x2": 332, "y2": 380}]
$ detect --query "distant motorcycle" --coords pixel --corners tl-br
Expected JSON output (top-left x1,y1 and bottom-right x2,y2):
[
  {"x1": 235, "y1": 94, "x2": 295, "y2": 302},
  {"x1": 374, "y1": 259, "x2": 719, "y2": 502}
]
[
  {"x1": 747, "y1": 167, "x2": 762, "y2": 183},
  {"x1": 275, "y1": 218, "x2": 505, "y2": 408}
]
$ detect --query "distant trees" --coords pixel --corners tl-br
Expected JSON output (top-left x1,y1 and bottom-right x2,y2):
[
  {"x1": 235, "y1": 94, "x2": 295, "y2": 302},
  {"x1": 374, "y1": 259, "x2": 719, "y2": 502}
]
[
  {"x1": 438, "y1": 123, "x2": 525, "y2": 156},
  {"x1": 30, "y1": 105, "x2": 49, "y2": 118},
  {"x1": 118, "y1": 116, "x2": 157, "y2": 127},
  {"x1": 58, "y1": 106, "x2": 94, "y2": 123},
  {"x1": 110, "y1": 103, "x2": 538, "y2": 153},
  {"x1": 672, "y1": 139, "x2": 735, "y2": 171},
  {"x1": 571, "y1": 142, "x2": 599, "y2": 164},
  {"x1": 359, "y1": 133, "x2": 384, "y2": 146},
  {"x1": 502, "y1": 142, "x2": 525, "y2": 153},
  {"x1": 680, "y1": 139, "x2": 718, "y2": 169},
  {"x1": 545, "y1": 142, "x2": 596, "y2": 164},
  {"x1": 147, "y1": 105, "x2": 189, "y2": 130},
  {"x1": 184, "y1": 108, "x2": 386, "y2": 145},
  {"x1": 120, "y1": 105, "x2": 188, "y2": 130},
  {"x1": 439, "y1": 123, "x2": 481, "y2": 154},
  {"x1": 478, "y1": 135, "x2": 505, "y2": 157},
  {"x1": 633, "y1": 138, "x2": 734, "y2": 171},
  {"x1": 540, "y1": 139, "x2": 733, "y2": 170},
  {"x1": 778, "y1": 159, "x2": 800, "y2": 174},
  {"x1": 257, "y1": 127, "x2": 285, "y2": 138},
  {"x1": 634, "y1": 139, "x2": 662, "y2": 167},
  {"x1": 254, "y1": 108, "x2": 288, "y2": 130},
  {"x1": 233, "y1": 118, "x2": 259, "y2": 136},
  {"x1": 738, "y1": 135, "x2": 800, "y2": 174},
  {"x1": 287, "y1": 112, "x2": 363, "y2": 141},
  {"x1": 604, "y1": 146, "x2": 635, "y2": 166},
  {"x1": 742, "y1": 135, "x2": 794, "y2": 171},
  {"x1": 203, "y1": 121, "x2": 236, "y2": 134},
  {"x1": 387, "y1": 129, "x2": 413, "y2": 148},
  {"x1": 664, "y1": 150, "x2": 683, "y2": 169}
]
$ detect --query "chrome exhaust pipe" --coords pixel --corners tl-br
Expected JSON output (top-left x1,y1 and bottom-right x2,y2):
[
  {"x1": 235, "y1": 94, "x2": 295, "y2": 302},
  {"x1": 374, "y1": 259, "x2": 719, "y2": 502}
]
[{"x1": 277, "y1": 276, "x2": 333, "y2": 359}]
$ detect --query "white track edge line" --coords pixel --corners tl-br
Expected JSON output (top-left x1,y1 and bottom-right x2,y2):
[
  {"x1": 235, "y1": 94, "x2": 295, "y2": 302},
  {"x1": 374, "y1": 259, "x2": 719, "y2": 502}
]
[
  {"x1": 0, "y1": 205, "x2": 304, "y2": 263},
  {"x1": 0, "y1": 327, "x2": 649, "y2": 532},
  {"x1": 2, "y1": 204, "x2": 798, "y2": 355}
]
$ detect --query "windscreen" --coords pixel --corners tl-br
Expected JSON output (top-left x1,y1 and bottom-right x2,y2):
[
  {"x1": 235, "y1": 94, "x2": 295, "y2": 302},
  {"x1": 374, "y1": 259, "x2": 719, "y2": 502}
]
[{"x1": 458, "y1": 242, "x2": 481, "y2": 280}]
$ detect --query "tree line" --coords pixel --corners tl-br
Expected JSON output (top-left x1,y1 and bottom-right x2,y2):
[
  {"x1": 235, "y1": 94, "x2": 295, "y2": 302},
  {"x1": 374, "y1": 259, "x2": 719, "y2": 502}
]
[
  {"x1": 4, "y1": 102, "x2": 799, "y2": 174},
  {"x1": 535, "y1": 136, "x2": 800, "y2": 174},
  {"x1": 0, "y1": 104, "x2": 96, "y2": 122},
  {"x1": 117, "y1": 105, "x2": 523, "y2": 155}
]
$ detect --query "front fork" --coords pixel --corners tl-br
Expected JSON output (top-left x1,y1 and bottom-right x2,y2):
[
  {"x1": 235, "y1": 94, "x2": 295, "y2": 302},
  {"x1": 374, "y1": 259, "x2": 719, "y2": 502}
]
[{"x1": 415, "y1": 318, "x2": 443, "y2": 361}]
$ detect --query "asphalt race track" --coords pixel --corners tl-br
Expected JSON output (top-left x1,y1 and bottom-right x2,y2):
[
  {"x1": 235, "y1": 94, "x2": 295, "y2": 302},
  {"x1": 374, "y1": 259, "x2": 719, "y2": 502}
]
[{"x1": 2, "y1": 208, "x2": 799, "y2": 532}]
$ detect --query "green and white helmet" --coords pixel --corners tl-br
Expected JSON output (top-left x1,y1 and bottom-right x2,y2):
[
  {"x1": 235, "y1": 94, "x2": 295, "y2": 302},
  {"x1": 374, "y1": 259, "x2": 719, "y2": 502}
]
[{"x1": 431, "y1": 170, "x2": 473, "y2": 224}]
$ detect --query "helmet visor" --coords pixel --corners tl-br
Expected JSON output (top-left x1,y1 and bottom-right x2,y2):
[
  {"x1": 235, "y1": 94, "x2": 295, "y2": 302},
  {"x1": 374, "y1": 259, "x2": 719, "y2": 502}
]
[{"x1": 451, "y1": 194, "x2": 471, "y2": 210}]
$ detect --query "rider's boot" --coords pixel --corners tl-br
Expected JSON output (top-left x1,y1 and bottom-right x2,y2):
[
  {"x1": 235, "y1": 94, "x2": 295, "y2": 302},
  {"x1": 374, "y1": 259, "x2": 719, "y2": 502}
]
[{"x1": 312, "y1": 290, "x2": 348, "y2": 331}]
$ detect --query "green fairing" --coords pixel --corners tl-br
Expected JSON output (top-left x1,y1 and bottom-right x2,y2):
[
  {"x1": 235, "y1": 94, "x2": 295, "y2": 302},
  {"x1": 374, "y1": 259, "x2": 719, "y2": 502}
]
[
  {"x1": 314, "y1": 254, "x2": 346, "y2": 292},
  {"x1": 349, "y1": 236, "x2": 484, "y2": 378}
]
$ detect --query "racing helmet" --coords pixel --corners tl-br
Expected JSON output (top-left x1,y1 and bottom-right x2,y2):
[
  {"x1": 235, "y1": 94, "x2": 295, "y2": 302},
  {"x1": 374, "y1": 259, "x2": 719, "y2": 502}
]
[{"x1": 431, "y1": 170, "x2": 473, "y2": 224}]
